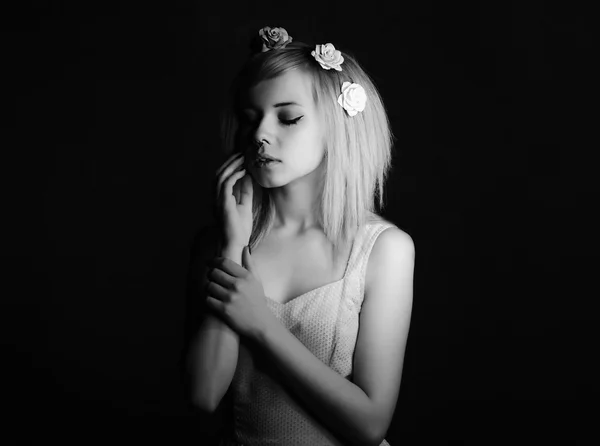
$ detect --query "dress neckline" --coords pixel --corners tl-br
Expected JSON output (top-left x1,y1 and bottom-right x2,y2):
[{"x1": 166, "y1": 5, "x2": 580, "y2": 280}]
[{"x1": 264, "y1": 222, "x2": 367, "y2": 307}]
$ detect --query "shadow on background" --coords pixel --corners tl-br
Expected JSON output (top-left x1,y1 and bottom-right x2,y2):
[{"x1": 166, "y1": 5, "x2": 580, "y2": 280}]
[{"x1": 3, "y1": 3, "x2": 597, "y2": 444}]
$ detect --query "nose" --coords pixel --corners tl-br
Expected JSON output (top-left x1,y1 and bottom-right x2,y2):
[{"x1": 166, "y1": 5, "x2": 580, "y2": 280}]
[{"x1": 252, "y1": 115, "x2": 273, "y2": 148}]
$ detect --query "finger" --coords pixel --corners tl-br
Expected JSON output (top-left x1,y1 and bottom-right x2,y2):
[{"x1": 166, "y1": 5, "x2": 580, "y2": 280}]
[
  {"x1": 206, "y1": 280, "x2": 230, "y2": 302},
  {"x1": 239, "y1": 173, "x2": 253, "y2": 207},
  {"x1": 216, "y1": 159, "x2": 246, "y2": 202},
  {"x1": 208, "y1": 267, "x2": 236, "y2": 289},
  {"x1": 212, "y1": 169, "x2": 246, "y2": 222},
  {"x1": 205, "y1": 295, "x2": 225, "y2": 315},
  {"x1": 215, "y1": 154, "x2": 245, "y2": 191},
  {"x1": 215, "y1": 154, "x2": 244, "y2": 185},
  {"x1": 211, "y1": 256, "x2": 248, "y2": 278},
  {"x1": 215, "y1": 152, "x2": 243, "y2": 180},
  {"x1": 215, "y1": 167, "x2": 243, "y2": 205},
  {"x1": 223, "y1": 170, "x2": 247, "y2": 204}
]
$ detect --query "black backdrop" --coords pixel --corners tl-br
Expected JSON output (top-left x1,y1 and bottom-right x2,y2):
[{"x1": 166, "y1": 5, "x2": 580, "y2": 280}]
[{"x1": 4, "y1": 3, "x2": 598, "y2": 444}]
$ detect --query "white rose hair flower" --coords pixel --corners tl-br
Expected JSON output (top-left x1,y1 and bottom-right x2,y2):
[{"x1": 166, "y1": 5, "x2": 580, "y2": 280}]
[
  {"x1": 337, "y1": 82, "x2": 367, "y2": 117},
  {"x1": 258, "y1": 26, "x2": 293, "y2": 52},
  {"x1": 311, "y1": 43, "x2": 344, "y2": 71}
]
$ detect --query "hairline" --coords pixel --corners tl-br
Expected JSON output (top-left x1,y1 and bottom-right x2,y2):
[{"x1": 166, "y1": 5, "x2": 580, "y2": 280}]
[{"x1": 238, "y1": 67, "x2": 319, "y2": 113}]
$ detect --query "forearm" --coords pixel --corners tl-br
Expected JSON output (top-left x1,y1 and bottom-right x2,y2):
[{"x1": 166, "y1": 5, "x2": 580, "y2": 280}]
[
  {"x1": 256, "y1": 321, "x2": 380, "y2": 446},
  {"x1": 188, "y1": 244, "x2": 244, "y2": 412}
]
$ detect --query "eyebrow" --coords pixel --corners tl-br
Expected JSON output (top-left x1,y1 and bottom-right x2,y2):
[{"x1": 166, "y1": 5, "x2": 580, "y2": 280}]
[
  {"x1": 243, "y1": 101, "x2": 302, "y2": 111},
  {"x1": 273, "y1": 101, "x2": 302, "y2": 108}
]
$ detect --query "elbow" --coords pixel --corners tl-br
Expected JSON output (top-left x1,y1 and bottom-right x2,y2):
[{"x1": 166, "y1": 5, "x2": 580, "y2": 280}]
[
  {"x1": 368, "y1": 432, "x2": 386, "y2": 446},
  {"x1": 363, "y1": 413, "x2": 387, "y2": 446},
  {"x1": 354, "y1": 433, "x2": 382, "y2": 446},
  {"x1": 363, "y1": 429, "x2": 385, "y2": 446},
  {"x1": 191, "y1": 393, "x2": 217, "y2": 414},
  {"x1": 192, "y1": 386, "x2": 229, "y2": 414},
  {"x1": 188, "y1": 378, "x2": 218, "y2": 413},
  {"x1": 359, "y1": 432, "x2": 381, "y2": 446},
  {"x1": 186, "y1": 375, "x2": 216, "y2": 413}
]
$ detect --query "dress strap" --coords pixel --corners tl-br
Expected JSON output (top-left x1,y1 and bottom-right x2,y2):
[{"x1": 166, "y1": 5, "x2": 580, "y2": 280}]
[{"x1": 346, "y1": 220, "x2": 397, "y2": 308}]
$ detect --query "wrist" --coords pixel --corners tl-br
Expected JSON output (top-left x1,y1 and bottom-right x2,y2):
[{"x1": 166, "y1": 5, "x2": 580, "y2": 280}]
[
  {"x1": 255, "y1": 314, "x2": 282, "y2": 347},
  {"x1": 219, "y1": 244, "x2": 245, "y2": 264}
]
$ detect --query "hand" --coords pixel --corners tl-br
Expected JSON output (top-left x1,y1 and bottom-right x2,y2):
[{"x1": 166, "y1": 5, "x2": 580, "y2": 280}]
[
  {"x1": 204, "y1": 246, "x2": 277, "y2": 341},
  {"x1": 212, "y1": 151, "x2": 253, "y2": 248}
]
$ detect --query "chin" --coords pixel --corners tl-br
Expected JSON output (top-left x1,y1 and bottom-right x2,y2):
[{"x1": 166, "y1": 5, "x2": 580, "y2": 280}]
[
  {"x1": 250, "y1": 166, "x2": 284, "y2": 188},
  {"x1": 253, "y1": 177, "x2": 285, "y2": 189}
]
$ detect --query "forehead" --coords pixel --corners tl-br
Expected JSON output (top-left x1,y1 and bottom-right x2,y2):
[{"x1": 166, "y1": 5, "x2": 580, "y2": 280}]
[{"x1": 246, "y1": 69, "x2": 314, "y2": 109}]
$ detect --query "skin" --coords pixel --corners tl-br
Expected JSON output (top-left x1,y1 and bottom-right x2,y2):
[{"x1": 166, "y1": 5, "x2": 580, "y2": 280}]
[
  {"x1": 205, "y1": 66, "x2": 415, "y2": 444},
  {"x1": 239, "y1": 68, "x2": 326, "y2": 237}
]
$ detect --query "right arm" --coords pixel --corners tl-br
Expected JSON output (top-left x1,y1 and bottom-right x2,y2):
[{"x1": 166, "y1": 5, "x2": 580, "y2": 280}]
[
  {"x1": 187, "y1": 150, "x2": 252, "y2": 413},
  {"x1": 187, "y1": 235, "x2": 245, "y2": 413}
]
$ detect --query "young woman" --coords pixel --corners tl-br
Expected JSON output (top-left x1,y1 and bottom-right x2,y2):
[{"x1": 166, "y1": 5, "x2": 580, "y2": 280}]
[{"x1": 187, "y1": 26, "x2": 415, "y2": 446}]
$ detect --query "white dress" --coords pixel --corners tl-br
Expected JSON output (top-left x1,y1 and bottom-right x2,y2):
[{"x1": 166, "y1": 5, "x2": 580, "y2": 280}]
[{"x1": 218, "y1": 220, "x2": 398, "y2": 446}]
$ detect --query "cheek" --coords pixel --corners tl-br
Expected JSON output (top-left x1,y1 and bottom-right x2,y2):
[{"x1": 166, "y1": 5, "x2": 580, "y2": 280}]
[
  {"x1": 290, "y1": 147, "x2": 325, "y2": 172},
  {"x1": 297, "y1": 124, "x2": 325, "y2": 150}
]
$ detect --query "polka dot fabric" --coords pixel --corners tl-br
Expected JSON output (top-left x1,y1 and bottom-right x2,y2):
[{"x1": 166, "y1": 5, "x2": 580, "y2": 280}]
[{"x1": 219, "y1": 220, "x2": 396, "y2": 446}]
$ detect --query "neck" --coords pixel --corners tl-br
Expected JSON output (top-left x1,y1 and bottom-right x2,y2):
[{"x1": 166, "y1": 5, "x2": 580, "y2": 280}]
[{"x1": 269, "y1": 160, "x2": 325, "y2": 237}]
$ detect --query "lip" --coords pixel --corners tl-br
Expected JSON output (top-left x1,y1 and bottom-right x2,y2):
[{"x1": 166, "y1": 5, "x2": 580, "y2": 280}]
[
  {"x1": 254, "y1": 158, "x2": 280, "y2": 168},
  {"x1": 256, "y1": 154, "x2": 280, "y2": 162}
]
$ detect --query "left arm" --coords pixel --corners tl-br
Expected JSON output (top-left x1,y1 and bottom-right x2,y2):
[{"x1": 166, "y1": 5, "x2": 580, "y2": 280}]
[{"x1": 256, "y1": 227, "x2": 415, "y2": 446}]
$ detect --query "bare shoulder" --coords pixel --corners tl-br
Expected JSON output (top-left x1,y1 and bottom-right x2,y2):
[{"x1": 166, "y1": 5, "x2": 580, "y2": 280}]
[
  {"x1": 365, "y1": 224, "x2": 415, "y2": 295},
  {"x1": 354, "y1": 223, "x2": 414, "y2": 440},
  {"x1": 379, "y1": 225, "x2": 414, "y2": 251},
  {"x1": 366, "y1": 211, "x2": 415, "y2": 259}
]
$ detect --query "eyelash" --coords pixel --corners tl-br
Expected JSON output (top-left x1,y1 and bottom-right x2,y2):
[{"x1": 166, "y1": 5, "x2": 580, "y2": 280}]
[
  {"x1": 281, "y1": 116, "x2": 303, "y2": 126},
  {"x1": 241, "y1": 115, "x2": 303, "y2": 127}
]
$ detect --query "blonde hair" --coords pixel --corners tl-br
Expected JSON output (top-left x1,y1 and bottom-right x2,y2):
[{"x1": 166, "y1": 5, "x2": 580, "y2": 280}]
[{"x1": 220, "y1": 41, "x2": 395, "y2": 256}]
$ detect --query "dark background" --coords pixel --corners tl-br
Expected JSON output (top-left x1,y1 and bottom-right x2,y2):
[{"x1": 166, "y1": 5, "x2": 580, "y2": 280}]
[{"x1": 4, "y1": 2, "x2": 598, "y2": 444}]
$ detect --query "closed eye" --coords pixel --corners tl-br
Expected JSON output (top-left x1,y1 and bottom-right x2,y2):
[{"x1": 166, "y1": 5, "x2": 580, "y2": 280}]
[{"x1": 281, "y1": 116, "x2": 303, "y2": 126}]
